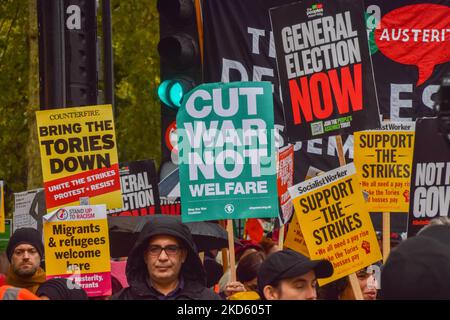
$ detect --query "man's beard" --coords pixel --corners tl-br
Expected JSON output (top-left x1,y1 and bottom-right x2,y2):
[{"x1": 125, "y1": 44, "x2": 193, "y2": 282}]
[{"x1": 13, "y1": 264, "x2": 38, "y2": 277}]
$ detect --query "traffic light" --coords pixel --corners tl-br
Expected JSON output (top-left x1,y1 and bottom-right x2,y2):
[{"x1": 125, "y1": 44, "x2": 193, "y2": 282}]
[
  {"x1": 158, "y1": 76, "x2": 195, "y2": 109},
  {"x1": 157, "y1": 0, "x2": 202, "y2": 110}
]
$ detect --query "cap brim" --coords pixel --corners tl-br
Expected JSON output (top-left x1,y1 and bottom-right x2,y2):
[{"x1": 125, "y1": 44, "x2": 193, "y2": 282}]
[{"x1": 281, "y1": 259, "x2": 333, "y2": 280}]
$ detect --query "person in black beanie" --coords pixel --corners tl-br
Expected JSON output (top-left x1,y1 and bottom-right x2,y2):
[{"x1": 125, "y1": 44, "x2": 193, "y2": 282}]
[
  {"x1": 37, "y1": 278, "x2": 88, "y2": 300},
  {"x1": 5, "y1": 228, "x2": 46, "y2": 294}
]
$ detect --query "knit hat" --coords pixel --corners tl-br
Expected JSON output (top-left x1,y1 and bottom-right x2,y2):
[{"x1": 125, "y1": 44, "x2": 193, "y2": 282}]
[
  {"x1": 36, "y1": 278, "x2": 88, "y2": 300},
  {"x1": 6, "y1": 228, "x2": 44, "y2": 262}
]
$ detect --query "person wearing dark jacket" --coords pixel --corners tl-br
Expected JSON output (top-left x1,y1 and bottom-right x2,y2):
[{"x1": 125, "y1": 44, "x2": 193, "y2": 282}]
[
  {"x1": 381, "y1": 223, "x2": 450, "y2": 300},
  {"x1": 36, "y1": 278, "x2": 88, "y2": 300},
  {"x1": 112, "y1": 215, "x2": 221, "y2": 300}
]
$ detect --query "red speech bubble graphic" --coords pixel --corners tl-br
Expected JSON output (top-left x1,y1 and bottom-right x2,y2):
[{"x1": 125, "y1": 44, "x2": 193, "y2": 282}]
[{"x1": 375, "y1": 4, "x2": 450, "y2": 86}]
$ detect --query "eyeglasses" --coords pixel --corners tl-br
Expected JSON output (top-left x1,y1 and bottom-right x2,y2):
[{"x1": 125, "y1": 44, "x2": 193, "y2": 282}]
[{"x1": 147, "y1": 245, "x2": 182, "y2": 257}]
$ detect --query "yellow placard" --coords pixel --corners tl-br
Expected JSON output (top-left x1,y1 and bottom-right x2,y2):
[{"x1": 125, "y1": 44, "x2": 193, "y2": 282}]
[
  {"x1": 288, "y1": 163, "x2": 382, "y2": 285},
  {"x1": 284, "y1": 213, "x2": 310, "y2": 257},
  {"x1": 36, "y1": 105, "x2": 122, "y2": 212},
  {"x1": 354, "y1": 122, "x2": 415, "y2": 212},
  {"x1": 0, "y1": 181, "x2": 4, "y2": 233},
  {"x1": 44, "y1": 220, "x2": 110, "y2": 275},
  {"x1": 43, "y1": 205, "x2": 111, "y2": 296},
  {"x1": 284, "y1": 166, "x2": 325, "y2": 256}
]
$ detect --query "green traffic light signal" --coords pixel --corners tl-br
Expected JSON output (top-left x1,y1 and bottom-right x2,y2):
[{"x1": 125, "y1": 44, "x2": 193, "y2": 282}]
[{"x1": 157, "y1": 78, "x2": 195, "y2": 110}]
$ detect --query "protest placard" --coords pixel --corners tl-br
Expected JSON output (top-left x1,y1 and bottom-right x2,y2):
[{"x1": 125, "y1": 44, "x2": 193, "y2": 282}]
[
  {"x1": 289, "y1": 163, "x2": 382, "y2": 285},
  {"x1": 284, "y1": 213, "x2": 310, "y2": 257},
  {"x1": 177, "y1": 82, "x2": 278, "y2": 222},
  {"x1": 408, "y1": 118, "x2": 450, "y2": 236},
  {"x1": 36, "y1": 105, "x2": 122, "y2": 212},
  {"x1": 158, "y1": 166, "x2": 181, "y2": 215},
  {"x1": 354, "y1": 121, "x2": 415, "y2": 212},
  {"x1": 277, "y1": 144, "x2": 294, "y2": 225},
  {"x1": 108, "y1": 160, "x2": 160, "y2": 216},
  {"x1": 270, "y1": 0, "x2": 380, "y2": 141},
  {"x1": 43, "y1": 205, "x2": 111, "y2": 297},
  {"x1": 13, "y1": 188, "x2": 46, "y2": 234},
  {"x1": 284, "y1": 165, "x2": 325, "y2": 255}
]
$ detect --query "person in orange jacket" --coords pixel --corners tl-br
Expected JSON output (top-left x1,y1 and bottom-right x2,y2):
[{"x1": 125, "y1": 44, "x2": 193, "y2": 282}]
[{"x1": 0, "y1": 285, "x2": 41, "y2": 300}]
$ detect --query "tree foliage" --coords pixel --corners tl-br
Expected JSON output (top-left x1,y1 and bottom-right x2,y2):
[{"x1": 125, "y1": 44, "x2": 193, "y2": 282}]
[
  {"x1": 0, "y1": 0, "x2": 29, "y2": 215},
  {"x1": 0, "y1": 0, "x2": 161, "y2": 215},
  {"x1": 111, "y1": 0, "x2": 161, "y2": 167}
]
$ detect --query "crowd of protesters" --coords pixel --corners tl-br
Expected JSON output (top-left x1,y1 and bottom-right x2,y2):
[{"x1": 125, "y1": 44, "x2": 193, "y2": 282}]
[{"x1": 1, "y1": 215, "x2": 450, "y2": 300}]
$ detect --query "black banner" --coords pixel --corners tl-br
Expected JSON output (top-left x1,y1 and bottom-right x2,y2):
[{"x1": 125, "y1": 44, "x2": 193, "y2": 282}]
[
  {"x1": 270, "y1": 0, "x2": 380, "y2": 141},
  {"x1": 201, "y1": 0, "x2": 450, "y2": 188},
  {"x1": 202, "y1": 0, "x2": 354, "y2": 183},
  {"x1": 158, "y1": 166, "x2": 181, "y2": 216},
  {"x1": 407, "y1": 118, "x2": 450, "y2": 236},
  {"x1": 108, "y1": 160, "x2": 161, "y2": 216},
  {"x1": 368, "y1": 0, "x2": 449, "y2": 120}
]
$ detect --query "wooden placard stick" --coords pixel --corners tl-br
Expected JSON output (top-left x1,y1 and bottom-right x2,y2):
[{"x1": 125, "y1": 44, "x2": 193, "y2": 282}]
[
  {"x1": 227, "y1": 219, "x2": 237, "y2": 282},
  {"x1": 219, "y1": 220, "x2": 229, "y2": 273},
  {"x1": 382, "y1": 212, "x2": 391, "y2": 263},
  {"x1": 336, "y1": 135, "x2": 364, "y2": 301},
  {"x1": 278, "y1": 225, "x2": 285, "y2": 249}
]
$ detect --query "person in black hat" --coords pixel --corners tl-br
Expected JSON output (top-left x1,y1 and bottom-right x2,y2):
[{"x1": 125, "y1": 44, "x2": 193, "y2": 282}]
[
  {"x1": 5, "y1": 228, "x2": 46, "y2": 294},
  {"x1": 257, "y1": 249, "x2": 333, "y2": 300},
  {"x1": 381, "y1": 223, "x2": 450, "y2": 300},
  {"x1": 417, "y1": 217, "x2": 450, "y2": 239},
  {"x1": 36, "y1": 278, "x2": 88, "y2": 300},
  {"x1": 111, "y1": 215, "x2": 221, "y2": 300}
]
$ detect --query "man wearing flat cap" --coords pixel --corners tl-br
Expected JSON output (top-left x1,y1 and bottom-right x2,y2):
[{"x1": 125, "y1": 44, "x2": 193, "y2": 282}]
[
  {"x1": 257, "y1": 249, "x2": 333, "y2": 300},
  {"x1": 6, "y1": 228, "x2": 46, "y2": 294}
]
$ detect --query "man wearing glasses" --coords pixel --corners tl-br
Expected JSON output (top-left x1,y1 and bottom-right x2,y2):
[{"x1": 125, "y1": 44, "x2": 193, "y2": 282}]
[{"x1": 112, "y1": 216, "x2": 221, "y2": 300}]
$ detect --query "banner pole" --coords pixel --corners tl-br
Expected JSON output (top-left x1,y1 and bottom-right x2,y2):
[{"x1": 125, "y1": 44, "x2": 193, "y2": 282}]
[
  {"x1": 335, "y1": 135, "x2": 346, "y2": 165},
  {"x1": 278, "y1": 225, "x2": 285, "y2": 249},
  {"x1": 220, "y1": 220, "x2": 229, "y2": 273},
  {"x1": 194, "y1": 0, "x2": 204, "y2": 65},
  {"x1": 227, "y1": 219, "x2": 237, "y2": 282},
  {"x1": 336, "y1": 135, "x2": 364, "y2": 300},
  {"x1": 199, "y1": 251, "x2": 205, "y2": 264},
  {"x1": 382, "y1": 212, "x2": 391, "y2": 263}
]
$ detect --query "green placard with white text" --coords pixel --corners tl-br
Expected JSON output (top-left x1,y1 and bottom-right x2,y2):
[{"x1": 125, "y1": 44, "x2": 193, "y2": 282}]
[{"x1": 178, "y1": 81, "x2": 278, "y2": 222}]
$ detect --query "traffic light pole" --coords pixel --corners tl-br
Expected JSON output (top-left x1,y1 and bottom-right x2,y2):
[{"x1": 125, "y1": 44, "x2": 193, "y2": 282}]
[
  {"x1": 38, "y1": 0, "x2": 99, "y2": 110},
  {"x1": 37, "y1": 0, "x2": 67, "y2": 109},
  {"x1": 102, "y1": 0, "x2": 115, "y2": 109},
  {"x1": 158, "y1": 0, "x2": 202, "y2": 168}
]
